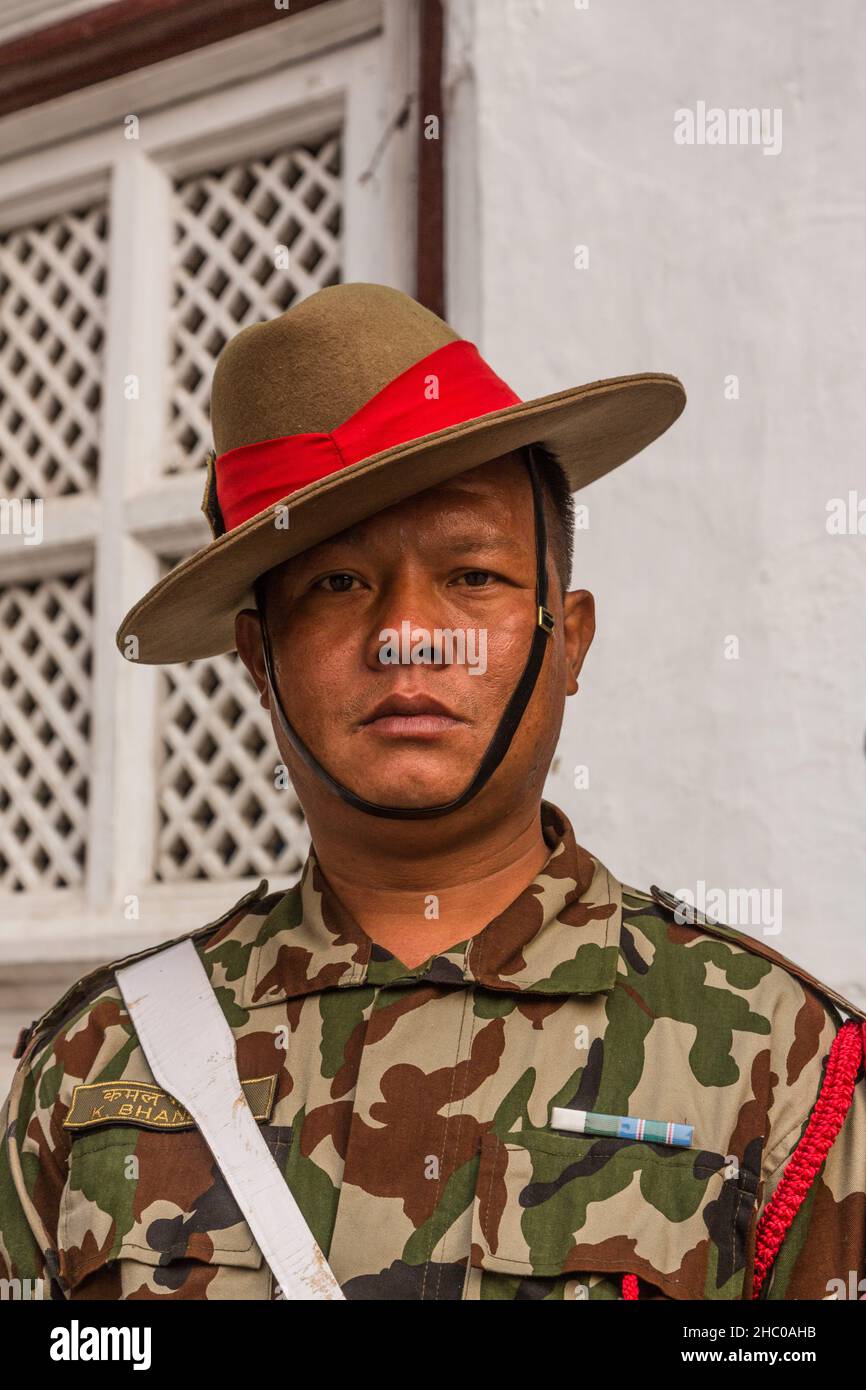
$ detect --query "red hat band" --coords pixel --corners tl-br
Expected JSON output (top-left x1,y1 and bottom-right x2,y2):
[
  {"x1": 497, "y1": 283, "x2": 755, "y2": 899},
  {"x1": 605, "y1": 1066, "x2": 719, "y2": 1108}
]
[{"x1": 212, "y1": 338, "x2": 523, "y2": 533}]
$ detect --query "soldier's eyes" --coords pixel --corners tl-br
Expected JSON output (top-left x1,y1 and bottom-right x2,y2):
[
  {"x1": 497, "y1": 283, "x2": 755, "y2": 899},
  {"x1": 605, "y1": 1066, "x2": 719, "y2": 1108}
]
[
  {"x1": 312, "y1": 569, "x2": 498, "y2": 593},
  {"x1": 315, "y1": 573, "x2": 359, "y2": 592}
]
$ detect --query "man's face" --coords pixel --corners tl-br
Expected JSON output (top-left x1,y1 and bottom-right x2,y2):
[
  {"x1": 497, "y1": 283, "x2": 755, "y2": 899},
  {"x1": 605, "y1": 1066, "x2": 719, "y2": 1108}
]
[{"x1": 236, "y1": 452, "x2": 595, "y2": 818}]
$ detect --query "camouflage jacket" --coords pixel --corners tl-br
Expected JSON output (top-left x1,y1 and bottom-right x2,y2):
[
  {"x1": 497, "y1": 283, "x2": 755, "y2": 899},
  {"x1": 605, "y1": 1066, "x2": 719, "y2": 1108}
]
[{"x1": 1, "y1": 800, "x2": 865, "y2": 1301}]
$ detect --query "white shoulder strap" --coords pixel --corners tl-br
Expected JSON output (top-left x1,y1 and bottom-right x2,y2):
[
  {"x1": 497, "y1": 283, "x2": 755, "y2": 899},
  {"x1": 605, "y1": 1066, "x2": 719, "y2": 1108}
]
[{"x1": 115, "y1": 938, "x2": 344, "y2": 1300}]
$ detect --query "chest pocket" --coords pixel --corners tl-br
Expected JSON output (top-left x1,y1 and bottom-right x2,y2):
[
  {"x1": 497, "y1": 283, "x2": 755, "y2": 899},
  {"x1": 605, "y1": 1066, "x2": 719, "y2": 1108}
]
[
  {"x1": 464, "y1": 1128, "x2": 760, "y2": 1301},
  {"x1": 58, "y1": 1125, "x2": 291, "y2": 1300}
]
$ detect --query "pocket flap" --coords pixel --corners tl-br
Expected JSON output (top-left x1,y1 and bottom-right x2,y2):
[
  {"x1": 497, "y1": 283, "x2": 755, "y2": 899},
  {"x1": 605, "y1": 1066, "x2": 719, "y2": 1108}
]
[
  {"x1": 59, "y1": 1125, "x2": 290, "y2": 1290},
  {"x1": 470, "y1": 1128, "x2": 759, "y2": 1300}
]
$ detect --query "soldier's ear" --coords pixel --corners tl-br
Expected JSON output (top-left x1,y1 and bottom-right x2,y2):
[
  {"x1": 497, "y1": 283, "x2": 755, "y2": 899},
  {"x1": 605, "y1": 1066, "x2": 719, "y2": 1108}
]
[
  {"x1": 235, "y1": 608, "x2": 270, "y2": 712},
  {"x1": 562, "y1": 589, "x2": 595, "y2": 695}
]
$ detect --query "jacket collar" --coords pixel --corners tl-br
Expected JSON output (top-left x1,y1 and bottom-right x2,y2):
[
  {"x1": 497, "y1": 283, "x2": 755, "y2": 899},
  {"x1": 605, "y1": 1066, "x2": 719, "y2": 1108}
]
[{"x1": 221, "y1": 801, "x2": 622, "y2": 1008}]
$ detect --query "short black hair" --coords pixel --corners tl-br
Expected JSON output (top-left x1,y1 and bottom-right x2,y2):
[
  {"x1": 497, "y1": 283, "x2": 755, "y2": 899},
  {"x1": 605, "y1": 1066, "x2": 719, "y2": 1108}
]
[{"x1": 525, "y1": 442, "x2": 575, "y2": 594}]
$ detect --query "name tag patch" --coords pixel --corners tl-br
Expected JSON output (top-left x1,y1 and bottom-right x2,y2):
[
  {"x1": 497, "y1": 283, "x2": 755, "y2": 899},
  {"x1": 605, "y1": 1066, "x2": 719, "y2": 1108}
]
[{"x1": 63, "y1": 1075, "x2": 278, "y2": 1132}]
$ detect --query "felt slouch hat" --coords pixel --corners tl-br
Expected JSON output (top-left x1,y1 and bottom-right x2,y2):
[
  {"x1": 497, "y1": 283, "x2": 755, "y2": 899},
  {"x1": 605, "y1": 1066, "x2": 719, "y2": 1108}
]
[{"x1": 115, "y1": 281, "x2": 685, "y2": 664}]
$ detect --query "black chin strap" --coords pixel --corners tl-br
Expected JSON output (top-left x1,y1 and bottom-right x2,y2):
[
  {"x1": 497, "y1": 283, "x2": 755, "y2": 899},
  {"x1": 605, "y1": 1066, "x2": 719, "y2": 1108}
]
[{"x1": 255, "y1": 443, "x2": 555, "y2": 819}]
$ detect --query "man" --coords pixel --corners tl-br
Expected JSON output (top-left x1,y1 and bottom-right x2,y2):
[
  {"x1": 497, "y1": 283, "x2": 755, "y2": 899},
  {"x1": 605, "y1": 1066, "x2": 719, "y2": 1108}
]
[{"x1": 1, "y1": 282, "x2": 864, "y2": 1301}]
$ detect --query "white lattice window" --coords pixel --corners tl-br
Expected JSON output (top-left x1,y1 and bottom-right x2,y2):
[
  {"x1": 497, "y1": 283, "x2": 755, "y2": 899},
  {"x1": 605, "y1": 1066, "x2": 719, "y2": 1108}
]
[
  {"x1": 0, "y1": 202, "x2": 108, "y2": 498},
  {"x1": 0, "y1": 194, "x2": 107, "y2": 906},
  {"x1": 167, "y1": 136, "x2": 342, "y2": 476},
  {"x1": 156, "y1": 555, "x2": 310, "y2": 883},
  {"x1": 0, "y1": 0, "x2": 418, "y2": 966},
  {"x1": 0, "y1": 571, "x2": 94, "y2": 892}
]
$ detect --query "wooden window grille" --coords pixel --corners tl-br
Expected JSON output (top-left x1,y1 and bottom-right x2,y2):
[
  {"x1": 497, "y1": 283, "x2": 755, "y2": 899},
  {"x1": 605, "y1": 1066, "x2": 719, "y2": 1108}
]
[
  {"x1": 155, "y1": 565, "x2": 310, "y2": 882},
  {"x1": 0, "y1": 203, "x2": 107, "y2": 498},
  {"x1": 165, "y1": 133, "x2": 342, "y2": 475},
  {"x1": 0, "y1": 8, "x2": 416, "y2": 956},
  {"x1": 0, "y1": 570, "x2": 94, "y2": 891}
]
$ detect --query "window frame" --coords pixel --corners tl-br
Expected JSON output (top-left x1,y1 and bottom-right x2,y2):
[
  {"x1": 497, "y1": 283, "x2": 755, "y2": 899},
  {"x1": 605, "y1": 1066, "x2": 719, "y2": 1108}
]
[{"x1": 0, "y1": 1, "x2": 420, "y2": 963}]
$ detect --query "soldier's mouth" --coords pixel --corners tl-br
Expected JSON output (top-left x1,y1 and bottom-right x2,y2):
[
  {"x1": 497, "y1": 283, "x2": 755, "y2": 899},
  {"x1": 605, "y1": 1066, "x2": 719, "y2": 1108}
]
[{"x1": 359, "y1": 693, "x2": 465, "y2": 738}]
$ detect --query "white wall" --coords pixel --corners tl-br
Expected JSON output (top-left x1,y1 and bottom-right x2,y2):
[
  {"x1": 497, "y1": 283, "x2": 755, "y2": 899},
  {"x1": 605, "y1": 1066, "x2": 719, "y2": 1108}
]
[{"x1": 443, "y1": 0, "x2": 866, "y2": 1006}]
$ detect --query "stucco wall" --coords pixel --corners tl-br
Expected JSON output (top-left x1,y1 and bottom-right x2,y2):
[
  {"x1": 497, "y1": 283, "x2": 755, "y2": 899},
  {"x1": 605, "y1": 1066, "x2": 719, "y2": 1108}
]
[{"x1": 443, "y1": 0, "x2": 866, "y2": 1004}]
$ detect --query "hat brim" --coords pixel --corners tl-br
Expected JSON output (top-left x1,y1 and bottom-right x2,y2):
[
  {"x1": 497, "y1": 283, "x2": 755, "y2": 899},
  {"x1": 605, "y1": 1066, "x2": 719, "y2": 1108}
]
[{"x1": 116, "y1": 371, "x2": 685, "y2": 663}]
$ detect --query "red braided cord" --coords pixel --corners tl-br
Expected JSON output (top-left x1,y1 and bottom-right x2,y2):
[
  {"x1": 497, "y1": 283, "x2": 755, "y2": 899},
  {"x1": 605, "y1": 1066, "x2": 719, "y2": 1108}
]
[
  {"x1": 862, "y1": 1022, "x2": 866, "y2": 1300},
  {"x1": 751, "y1": 1018, "x2": 863, "y2": 1298},
  {"x1": 622, "y1": 1272, "x2": 639, "y2": 1299}
]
